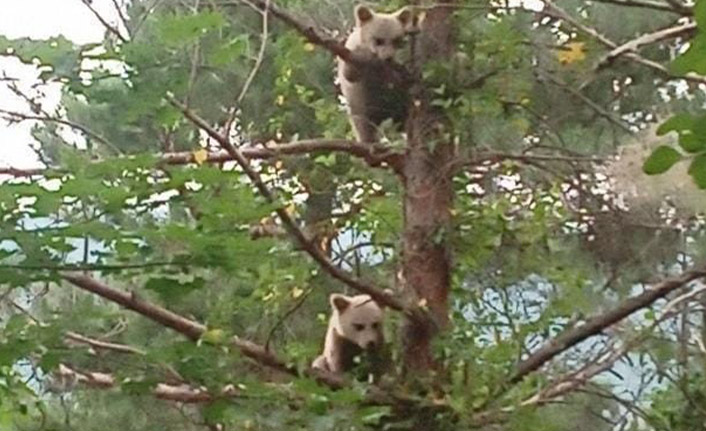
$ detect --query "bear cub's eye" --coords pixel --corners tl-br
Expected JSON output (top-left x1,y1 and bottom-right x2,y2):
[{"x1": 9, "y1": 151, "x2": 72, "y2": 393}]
[
  {"x1": 353, "y1": 324, "x2": 365, "y2": 331},
  {"x1": 371, "y1": 322, "x2": 380, "y2": 330},
  {"x1": 374, "y1": 38, "x2": 385, "y2": 46}
]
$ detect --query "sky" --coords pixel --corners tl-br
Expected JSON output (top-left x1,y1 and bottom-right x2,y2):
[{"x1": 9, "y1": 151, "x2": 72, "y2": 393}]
[{"x1": 0, "y1": 0, "x2": 119, "y2": 170}]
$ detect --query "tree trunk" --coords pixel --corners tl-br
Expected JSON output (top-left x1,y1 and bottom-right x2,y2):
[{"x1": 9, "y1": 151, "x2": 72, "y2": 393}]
[{"x1": 401, "y1": 4, "x2": 455, "y2": 374}]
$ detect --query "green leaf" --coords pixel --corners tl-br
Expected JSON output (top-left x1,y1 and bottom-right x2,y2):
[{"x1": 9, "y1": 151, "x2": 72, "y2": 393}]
[
  {"x1": 688, "y1": 153, "x2": 706, "y2": 188},
  {"x1": 695, "y1": 0, "x2": 706, "y2": 26},
  {"x1": 657, "y1": 113, "x2": 695, "y2": 136},
  {"x1": 678, "y1": 132, "x2": 706, "y2": 153},
  {"x1": 157, "y1": 11, "x2": 225, "y2": 47},
  {"x1": 208, "y1": 36, "x2": 249, "y2": 66},
  {"x1": 144, "y1": 276, "x2": 205, "y2": 302},
  {"x1": 671, "y1": 36, "x2": 706, "y2": 75},
  {"x1": 642, "y1": 146, "x2": 682, "y2": 175}
]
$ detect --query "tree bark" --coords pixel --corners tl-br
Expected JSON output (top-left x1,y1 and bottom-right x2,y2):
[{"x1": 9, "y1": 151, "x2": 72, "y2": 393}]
[{"x1": 401, "y1": 3, "x2": 455, "y2": 374}]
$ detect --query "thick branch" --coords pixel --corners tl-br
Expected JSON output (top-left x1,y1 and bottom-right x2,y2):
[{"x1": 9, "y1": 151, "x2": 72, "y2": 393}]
[
  {"x1": 63, "y1": 273, "x2": 206, "y2": 340},
  {"x1": 160, "y1": 139, "x2": 402, "y2": 169},
  {"x1": 0, "y1": 140, "x2": 402, "y2": 177},
  {"x1": 510, "y1": 268, "x2": 706, "y2": 383},
  {"x1": 61, "y1": 273, "x2": 345, "y2": 388}
]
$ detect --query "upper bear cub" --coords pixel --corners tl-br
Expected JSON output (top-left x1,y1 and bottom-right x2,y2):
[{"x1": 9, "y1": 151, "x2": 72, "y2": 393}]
[
  {"x1": 312, "y1": 293, "x2": 386, "y2": 375},
  {"x1": 338, "y1": 5, "x2": 416, "y2": 144}
]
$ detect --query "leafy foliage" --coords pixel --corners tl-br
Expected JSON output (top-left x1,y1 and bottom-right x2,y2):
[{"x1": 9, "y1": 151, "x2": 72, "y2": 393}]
[{"x1": 0, "y1": 0, "x2": 705, "y2": 430}]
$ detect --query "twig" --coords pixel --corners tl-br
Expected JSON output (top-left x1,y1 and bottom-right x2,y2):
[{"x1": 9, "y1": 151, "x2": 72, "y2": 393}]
[
  {"x1": 224, "y1": 0, "x2": 270, "y2": 135},
  {"x1": 65, "y1": 331, "x2": 146, "y2": 355},
  {"x1": 540, "y1": 72, "x2": 633, "y2": 133},
  {"x1": 109, "y1": 0, "x2": 131, "y2": 37},
  {"x1": 0, "y1": 108, "x2": 122, "y2": 155},
  {"x1": 77, "y1": 0, "x2": 128, "y2": 42},
  {"x1": 522, "y1": 284, "x2": 706, "y2": 405},
  {"x1": 473, "y1": 283, "x2": 706, "y2": 426},
  {"x1": 264, "y1": 287, "x2": 314, "y2": 351},
  {"x1": 132, "y1": 0, "x2": 165, "y2": 36}
]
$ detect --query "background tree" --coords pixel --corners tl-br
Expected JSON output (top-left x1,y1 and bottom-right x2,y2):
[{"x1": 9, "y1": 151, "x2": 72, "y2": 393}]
[{"x1": 1, "y1": 0, "x2": 706, "y2": 430}]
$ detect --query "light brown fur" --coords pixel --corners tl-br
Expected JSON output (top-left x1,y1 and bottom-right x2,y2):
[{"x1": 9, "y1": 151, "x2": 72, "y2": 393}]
[
  {"x1": 338, "y1": 5, "x2": 415, "y2": 143},
  {"x1": 312, "y1": 293, "x2": 385, "y2": 374}
]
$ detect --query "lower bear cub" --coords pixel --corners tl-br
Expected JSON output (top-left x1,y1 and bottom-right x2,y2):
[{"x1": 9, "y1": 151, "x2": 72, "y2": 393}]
[{"x1": 312, "y1": 293, "x2": 387, "y2": 376}]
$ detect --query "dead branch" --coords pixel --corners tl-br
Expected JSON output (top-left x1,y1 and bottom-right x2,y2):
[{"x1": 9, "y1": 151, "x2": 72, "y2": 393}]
[
  {"x1": 223, "y1": 0, "x2": 270, "y2": 135},
  {"x1": 65, "y1": 331, "x2": 146, "y2": 355},
  {"x1": 54, "y1": 363, "x2": 232, "y2": 402}
]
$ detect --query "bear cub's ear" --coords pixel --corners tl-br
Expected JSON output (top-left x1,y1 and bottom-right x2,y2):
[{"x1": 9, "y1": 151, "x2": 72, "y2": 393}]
[
  {"x1": 395, "y1": 7, "x2": 412, "y2": 26},
  {"x1": 331, "y1": 294, "x2": 352, "y2": 313},
  {"x1": 355, "y1": 4, "x2": 375, "y2": 25}
]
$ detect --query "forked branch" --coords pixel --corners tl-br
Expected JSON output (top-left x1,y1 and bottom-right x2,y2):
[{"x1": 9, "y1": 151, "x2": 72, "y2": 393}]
[{"x1": 167, "y1": 95, "x2": 407, "y2": 312}]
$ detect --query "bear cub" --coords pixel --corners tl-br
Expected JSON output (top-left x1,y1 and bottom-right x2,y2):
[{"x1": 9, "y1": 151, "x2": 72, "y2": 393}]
[
  {"x1": 338, "y1": 5, "x2": 416, "y2": 144},
  {"x1": 312, "y1": 293, "x2": 387, "y2": 376}
]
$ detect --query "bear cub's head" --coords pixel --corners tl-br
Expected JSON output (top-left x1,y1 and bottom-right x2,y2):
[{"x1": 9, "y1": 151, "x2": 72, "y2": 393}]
[
  {"x1": 354, "y1": 5, "x2": 414, "y2": 61},
  {"x1": 330, "y1": 293, "x2": 385, "y2": 350}
]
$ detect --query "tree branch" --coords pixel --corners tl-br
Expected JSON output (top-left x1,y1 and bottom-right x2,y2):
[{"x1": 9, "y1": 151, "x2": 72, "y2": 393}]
[
  {"x1": 223, "y1": 0, "x2": 270, "y2": 135},
  {"x1": 159, "y1": 139, "x2": 403, "y2": 169},
  {"x1": 510, "y1": 267, "x2": 706, "y2": 383},
  {"x1": 0, "y1": 139, "x2": 402, "y2": 177},
  {"x1": 598, "y1": 21, "x2": 696, "y2": 68},
  {"x1": 588, "y1": 0, "x2": 690, "y2": 13},
  {"x1": 61, "y1": 273, "x2": 345, "y2": 388}
]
